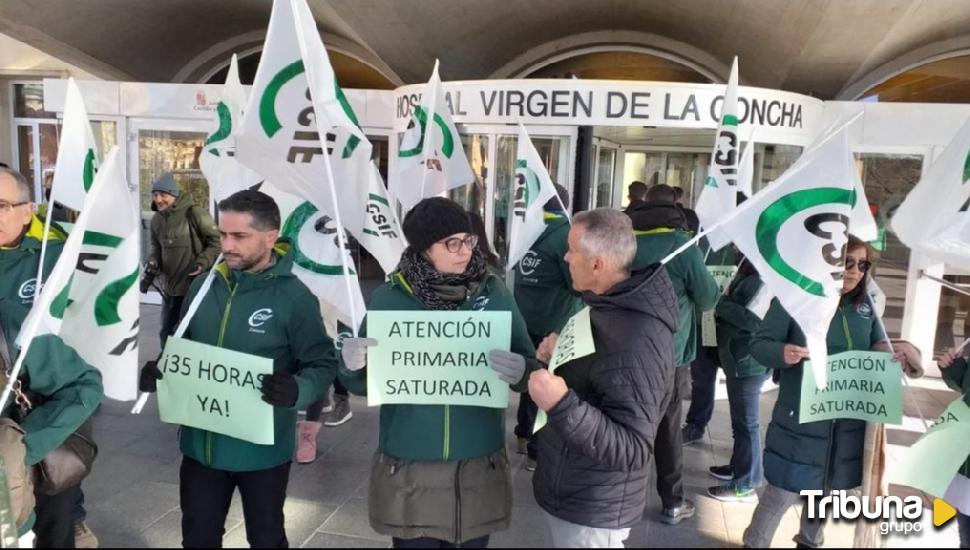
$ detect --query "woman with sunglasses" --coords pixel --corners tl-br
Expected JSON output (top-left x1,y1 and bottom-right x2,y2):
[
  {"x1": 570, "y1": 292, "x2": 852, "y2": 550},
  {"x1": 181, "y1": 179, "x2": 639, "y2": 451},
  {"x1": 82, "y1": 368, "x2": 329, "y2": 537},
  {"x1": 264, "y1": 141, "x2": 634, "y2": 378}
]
[
  {"x1": 338, "y1": 197, "x2": 537, "y2": 548},
  {"x1": 742, "y1": 234, "x2": 904, "y2": 548}
]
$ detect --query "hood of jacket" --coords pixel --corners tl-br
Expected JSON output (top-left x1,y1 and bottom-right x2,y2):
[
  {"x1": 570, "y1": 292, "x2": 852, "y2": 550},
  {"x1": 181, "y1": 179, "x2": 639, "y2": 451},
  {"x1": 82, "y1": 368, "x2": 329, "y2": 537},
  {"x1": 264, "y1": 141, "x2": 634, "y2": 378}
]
[
  {"x1": 157, "y1": 193, "x2": 195, "y2": 218},
  {"x1": 583, "y1": 263, "x2": 680, "y2": 336},
  {"x1": 626, "y1": 200, "x2": 689, "y2": 232}
]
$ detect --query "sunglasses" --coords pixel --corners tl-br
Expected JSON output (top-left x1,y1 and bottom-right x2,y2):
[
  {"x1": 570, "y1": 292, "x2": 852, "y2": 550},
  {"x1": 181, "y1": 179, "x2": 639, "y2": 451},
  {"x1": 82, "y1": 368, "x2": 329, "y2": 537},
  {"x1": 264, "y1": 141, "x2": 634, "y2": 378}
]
[
  {"x1": 439, "y1": 234, "x2": 479, "y2": 254},
  {"x1": 845, "y1": 258, "x2": 872, "y2": 272}
]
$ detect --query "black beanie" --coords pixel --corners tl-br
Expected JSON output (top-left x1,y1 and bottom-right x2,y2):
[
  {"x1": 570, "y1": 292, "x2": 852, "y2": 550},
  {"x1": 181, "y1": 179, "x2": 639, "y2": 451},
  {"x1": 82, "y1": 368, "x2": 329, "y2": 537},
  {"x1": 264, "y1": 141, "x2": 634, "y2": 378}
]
[{"x1": 403, "y1": 197, "x2": 472, "y2": 253}]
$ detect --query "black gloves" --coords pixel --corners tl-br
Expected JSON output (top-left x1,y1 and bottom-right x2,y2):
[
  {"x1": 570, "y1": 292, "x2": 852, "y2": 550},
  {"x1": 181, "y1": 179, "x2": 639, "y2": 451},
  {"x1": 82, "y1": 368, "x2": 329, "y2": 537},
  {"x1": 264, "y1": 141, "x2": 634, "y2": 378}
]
[
  {"x1": 139, "y1": 360, "x2": 163, "y2": 393},
  {"x1": 260, "y1": 373, "x2": 299, "y2": 408}
]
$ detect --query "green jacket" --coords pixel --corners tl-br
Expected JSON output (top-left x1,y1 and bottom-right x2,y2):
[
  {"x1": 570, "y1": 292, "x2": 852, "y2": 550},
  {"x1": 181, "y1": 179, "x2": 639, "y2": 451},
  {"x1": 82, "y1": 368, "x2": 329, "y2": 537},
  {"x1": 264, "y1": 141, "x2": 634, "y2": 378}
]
[
  {"x1": 632, "y1": 229, "x2": 719, "y2": 366},
  {"x1": 0, "y1": 217, "x2": 104, "y2": 533},
  {"x1": 149, "y1": 194, "x2": 221, "y2": 297},
  {"x1": 340, "y1": 271, "x2": 538, "y2": 462},
  {"x1": 178, "y1": 244, "x2": 336, "y2": 472},
  {"x1": 513, "y1": 213, "x2": 583, "y2": 340},
  {"x1": 715, "y1": 273, "x2": 768, "y2": 379},
  {"x1": 940, "y1": 358, "x2": 970, "y2": 479},
  {"x1": 751, "y1": 291, "x2": 885, "y2": 493}
]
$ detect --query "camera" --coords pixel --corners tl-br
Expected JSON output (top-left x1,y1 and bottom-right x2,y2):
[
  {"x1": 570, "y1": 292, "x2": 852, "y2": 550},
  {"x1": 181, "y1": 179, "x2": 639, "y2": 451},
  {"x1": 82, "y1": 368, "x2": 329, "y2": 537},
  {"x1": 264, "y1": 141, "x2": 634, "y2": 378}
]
[{"x1": 140, "y1": 262, "x2": 159, "y2": 294}]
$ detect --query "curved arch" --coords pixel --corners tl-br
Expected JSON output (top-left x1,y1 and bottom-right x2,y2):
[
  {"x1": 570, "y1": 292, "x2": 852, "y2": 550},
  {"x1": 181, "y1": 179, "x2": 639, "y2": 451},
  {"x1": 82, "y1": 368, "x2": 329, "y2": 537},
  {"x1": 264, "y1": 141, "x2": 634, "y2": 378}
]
[
  {"x1": 173, "y1": 29, "x2": 404, "y2": 87},
  {"x1": 489, "y1": 30, "x2": 729, "y2": 84},
  {"x1": 837, "y1": 34, "x2": 970, "y2": 100}
]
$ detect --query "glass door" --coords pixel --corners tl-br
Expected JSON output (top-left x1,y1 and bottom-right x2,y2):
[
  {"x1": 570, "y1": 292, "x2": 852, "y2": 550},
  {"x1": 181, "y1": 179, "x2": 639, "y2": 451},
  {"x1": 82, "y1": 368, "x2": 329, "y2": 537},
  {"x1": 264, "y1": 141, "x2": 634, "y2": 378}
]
[
  {"x1": 591, "y1": 144, "x2": 618, "y2": 209},
  {"x1": 128, "y1": 119, "x2": 210, "y2": 305}
]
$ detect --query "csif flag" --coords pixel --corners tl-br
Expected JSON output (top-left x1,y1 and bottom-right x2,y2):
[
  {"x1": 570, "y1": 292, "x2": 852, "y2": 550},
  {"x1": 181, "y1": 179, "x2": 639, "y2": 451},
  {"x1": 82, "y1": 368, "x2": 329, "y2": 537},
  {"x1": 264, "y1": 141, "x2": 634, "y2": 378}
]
[
  {"x1": 51, "y1": 78, "x2": 99, "y2": 211},
  {"x1": 696, "y1": 57, "x2": 740, "y2": 250},
  {"x1": 506, "y1": 123, "x2": 558, "y2": 269},
  {"x1": 392, "y1": 60, "x2": 475, "y2": 210},
  {"x1": 717, "y1": 127, "x2": 869, "y2": 389},
  {"x1": 17, "y1": 147, "x2": 141, "y2": 400},
  {"x1": 199, "y1": 54, "x2": 263, "y2": 202}
]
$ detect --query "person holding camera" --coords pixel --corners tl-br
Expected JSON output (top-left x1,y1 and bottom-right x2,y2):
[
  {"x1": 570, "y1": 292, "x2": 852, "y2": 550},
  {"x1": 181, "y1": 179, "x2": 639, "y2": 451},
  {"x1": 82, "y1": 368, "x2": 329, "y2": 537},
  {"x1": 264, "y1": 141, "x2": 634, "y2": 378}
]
[{"x1": 146, "y1": 173, "x2": 220, "y2": 347}]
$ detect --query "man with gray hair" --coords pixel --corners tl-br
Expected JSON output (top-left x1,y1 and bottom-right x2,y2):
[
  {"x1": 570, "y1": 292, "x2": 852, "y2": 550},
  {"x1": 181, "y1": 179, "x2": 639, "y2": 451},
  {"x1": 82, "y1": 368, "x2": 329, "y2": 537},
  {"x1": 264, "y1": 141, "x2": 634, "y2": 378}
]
[{"x1": 530, "y1": 208, "x2": 680, "y2": 548}]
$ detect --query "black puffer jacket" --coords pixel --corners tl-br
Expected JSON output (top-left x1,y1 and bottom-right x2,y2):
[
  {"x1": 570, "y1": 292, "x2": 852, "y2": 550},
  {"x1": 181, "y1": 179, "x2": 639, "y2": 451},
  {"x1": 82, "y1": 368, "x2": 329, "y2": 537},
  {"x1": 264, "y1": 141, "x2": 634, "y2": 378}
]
[{"x1": 533, "y1": 264, "x2": 680, "y2": 529}]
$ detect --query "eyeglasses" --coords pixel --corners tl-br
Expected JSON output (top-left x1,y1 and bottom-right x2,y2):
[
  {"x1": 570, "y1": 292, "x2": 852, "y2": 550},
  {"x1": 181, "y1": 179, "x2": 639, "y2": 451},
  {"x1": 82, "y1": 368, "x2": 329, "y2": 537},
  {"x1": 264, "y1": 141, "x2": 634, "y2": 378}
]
[
  {"x1": 439, "y1": 234, "x2": 479, "y2": 254},
  {"x1": 845, "y1": 258, "x2": 872, "y2": 272},
  {"x1": 0, "y1": 201, "x2": 28, "y2": 214}
]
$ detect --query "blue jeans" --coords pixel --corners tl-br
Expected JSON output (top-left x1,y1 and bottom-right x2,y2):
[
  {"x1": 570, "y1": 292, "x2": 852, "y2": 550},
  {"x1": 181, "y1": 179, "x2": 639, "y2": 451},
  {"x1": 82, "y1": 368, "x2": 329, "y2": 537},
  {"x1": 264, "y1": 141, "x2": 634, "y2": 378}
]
[
  {"x1": 959, "y1": 512, "x2": 970, "y2": 548},
  {"x1": 726, "y1": 373, "x2": 769, "y2": 489},
  {"x1": 685, "y1": 348, "x2": 719, "y2": 430}
]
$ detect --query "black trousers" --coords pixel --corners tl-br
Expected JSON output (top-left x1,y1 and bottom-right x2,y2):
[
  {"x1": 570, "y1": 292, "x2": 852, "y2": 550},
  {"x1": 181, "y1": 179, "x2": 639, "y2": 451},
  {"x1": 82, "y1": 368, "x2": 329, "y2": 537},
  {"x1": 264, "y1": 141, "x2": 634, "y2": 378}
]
[
  {"x1": 654, "y1": 366, "x2": 687, "y2": 509},
  {"x1": 34, "y1": 484, "x2": 80, "y2": 548},
  {"x1": 180, "y1": 456, "x2": 291, "y2": 548},
  {"x1": 160, "y1": 294, "x2": 186, "y2": 349},
  {"x1": 513, "y1": 392, "x2": 538, "y2": 459}
]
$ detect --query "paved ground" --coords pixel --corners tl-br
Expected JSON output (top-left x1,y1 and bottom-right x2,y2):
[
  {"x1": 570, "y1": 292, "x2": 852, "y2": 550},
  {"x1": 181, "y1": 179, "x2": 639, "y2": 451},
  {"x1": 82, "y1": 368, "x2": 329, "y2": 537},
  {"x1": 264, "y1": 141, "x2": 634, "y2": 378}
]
[{"x1": 82, "y1": 306, "x2": 962, "y2": 548}]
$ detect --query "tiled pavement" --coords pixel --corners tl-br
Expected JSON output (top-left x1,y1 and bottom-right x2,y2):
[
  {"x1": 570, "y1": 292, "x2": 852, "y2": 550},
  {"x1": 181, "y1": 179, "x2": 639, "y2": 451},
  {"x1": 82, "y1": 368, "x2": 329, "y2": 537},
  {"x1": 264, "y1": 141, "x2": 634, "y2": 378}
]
[{"x1": 83, "y1": 305, "x2": 961, "y2": 547}]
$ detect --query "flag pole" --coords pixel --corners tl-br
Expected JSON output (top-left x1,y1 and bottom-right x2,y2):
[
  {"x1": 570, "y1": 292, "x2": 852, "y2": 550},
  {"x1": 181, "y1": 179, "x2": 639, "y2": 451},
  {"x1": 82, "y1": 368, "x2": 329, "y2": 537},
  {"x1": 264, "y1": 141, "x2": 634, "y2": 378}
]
[
  {"x1": 290, "y1": 0, "x2": 360, "y2": 338},
  {"x1": 131, "y1": 253, "x2": 223, "y2": 414},
  {"x1": 418, "y1": 60, "x2": 440, "y2": 201}
]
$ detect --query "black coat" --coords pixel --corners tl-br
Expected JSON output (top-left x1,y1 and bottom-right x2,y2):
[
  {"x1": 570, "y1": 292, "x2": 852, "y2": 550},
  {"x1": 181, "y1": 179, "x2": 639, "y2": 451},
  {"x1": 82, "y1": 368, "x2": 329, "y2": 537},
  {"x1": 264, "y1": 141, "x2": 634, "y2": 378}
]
[{"x1": 533, "y1": 264, "x2": 680, "y2": 529}]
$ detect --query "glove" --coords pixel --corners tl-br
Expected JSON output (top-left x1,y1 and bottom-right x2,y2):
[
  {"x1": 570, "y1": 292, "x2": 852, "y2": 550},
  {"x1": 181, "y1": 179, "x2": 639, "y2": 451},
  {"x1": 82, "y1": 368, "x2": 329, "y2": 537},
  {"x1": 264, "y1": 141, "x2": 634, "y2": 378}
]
[
  {"x1": 341, "y1": 338, "x2": 378, "y2": 372},
  {"x1": 260, "y1": 372, "x2": 299, "y2": 408},
  {"x1": 139, "y1": 360, "x2": 163, "y2": 393},
  {"x1": 489, "y1": 350, "x2": 526, "y2": 385}
]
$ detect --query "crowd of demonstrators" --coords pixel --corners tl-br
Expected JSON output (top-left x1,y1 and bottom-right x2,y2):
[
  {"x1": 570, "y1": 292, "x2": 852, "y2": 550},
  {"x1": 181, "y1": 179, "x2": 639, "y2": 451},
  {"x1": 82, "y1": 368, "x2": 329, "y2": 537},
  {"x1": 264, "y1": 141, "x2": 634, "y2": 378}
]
[
  {"x1": 511, "y1": 183, "x2": 581, "y2": 472},
  {"x1": 337, "y1": 197, "x2": 536, "y2": 548},
  {"x1": 0, "y1": 167, "x2": 104, "y2": 548},
  {"x1": 146, "y1": 172, "x2": 221, "y2": 348},
  {"x1": 531, "y1": 208, "x2": 678, "y2": 548},
  {"x1": 139, "y1": 190, "x2": 337, "y2": 548},
  {"x1": 627, "y1": 183, "x2": 720, "y2": 525}
]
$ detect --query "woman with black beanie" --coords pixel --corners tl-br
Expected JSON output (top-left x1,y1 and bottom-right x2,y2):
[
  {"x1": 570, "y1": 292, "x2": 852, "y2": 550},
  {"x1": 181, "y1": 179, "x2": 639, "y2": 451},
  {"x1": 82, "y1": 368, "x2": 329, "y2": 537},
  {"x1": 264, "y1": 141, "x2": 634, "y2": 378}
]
[{"x1": 338, "y1": 197, "x2": 538, "y2": 548}]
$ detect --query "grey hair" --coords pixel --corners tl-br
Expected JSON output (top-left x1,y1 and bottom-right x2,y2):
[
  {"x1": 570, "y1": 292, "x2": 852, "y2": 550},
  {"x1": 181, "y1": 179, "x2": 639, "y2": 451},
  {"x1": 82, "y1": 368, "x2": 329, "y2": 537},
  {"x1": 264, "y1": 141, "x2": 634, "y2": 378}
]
[
  {"x1": 573, "y1": 208, "x2": 637, "y2": 271},
  {"x1": 0, "y1": 167, "x2": 32, "y2": 202}
]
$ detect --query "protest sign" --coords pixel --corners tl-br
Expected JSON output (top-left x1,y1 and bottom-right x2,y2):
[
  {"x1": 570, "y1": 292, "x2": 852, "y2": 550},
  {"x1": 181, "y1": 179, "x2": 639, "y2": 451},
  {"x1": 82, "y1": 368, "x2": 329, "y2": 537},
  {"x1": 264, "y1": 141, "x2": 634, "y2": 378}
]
[
  {"x1": 701, "y1": 265, "x2": 739, "y2": 346},
  {"x1": 894, "y1": 397, "x2": 970, "y2": 498},
  {"x1": 366, "y1": 311, "x2": 512, "y2": 408},
  {"x1": 157, "y1": 337, "x2": 275, "y2": 445},
  {"x1": 799, "y1": 351, "x2": 902, "y2": 424},
  {"x1": 534, "y1": 306, "x2": 596, "y2": 433}
]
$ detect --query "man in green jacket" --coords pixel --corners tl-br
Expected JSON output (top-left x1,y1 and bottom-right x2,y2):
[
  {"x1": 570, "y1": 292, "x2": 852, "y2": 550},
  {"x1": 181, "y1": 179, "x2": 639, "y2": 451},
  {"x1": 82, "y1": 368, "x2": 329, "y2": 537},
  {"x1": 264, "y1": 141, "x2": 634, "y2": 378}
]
[
  {"x1": 140, "y1": 190, "x2": 336, "y2": 548},
  {"x1": 147, "y1": 173, "x2": 221, "y2": 347},
  {"x1": 0, "y1": 167, "x2": 103, "y2": 547},
  {"x1": 512, "y1": 183, "x2": 582, "y2": 469},
  {"x1": 627, "y1": 183, "x2": 719, "y2": 525}
]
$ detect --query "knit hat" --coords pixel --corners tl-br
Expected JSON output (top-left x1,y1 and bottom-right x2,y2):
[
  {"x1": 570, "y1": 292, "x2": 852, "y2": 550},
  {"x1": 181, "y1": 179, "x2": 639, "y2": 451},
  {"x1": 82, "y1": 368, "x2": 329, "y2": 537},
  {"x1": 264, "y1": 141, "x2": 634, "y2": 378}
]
[
  {"x1": 150, "y1": 172, "x2": 180, "y2": 197},
  {"x1": 403, "y1": 197, "x2": 472, "y2": 253}
]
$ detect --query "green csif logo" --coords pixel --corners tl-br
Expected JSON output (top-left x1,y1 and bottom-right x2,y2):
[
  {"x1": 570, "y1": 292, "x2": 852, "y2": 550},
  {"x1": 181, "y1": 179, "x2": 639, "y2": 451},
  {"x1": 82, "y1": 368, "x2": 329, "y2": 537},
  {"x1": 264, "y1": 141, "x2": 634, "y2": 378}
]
[
  {"x1": 258, "y1": 60, "x2": 362, "y2": 159},
  {"x1": 398, "y1": 105, "x2": 455, "y2": 159},
  {"x1": 281, "y1": 202, "x2": 357, "y2": 276},
  {"x1": 513, "y1": 159, "x2": 542, "y2": 222},
  {"x1": 755, "y1": 187, "x2": 856, "y2": 297}
]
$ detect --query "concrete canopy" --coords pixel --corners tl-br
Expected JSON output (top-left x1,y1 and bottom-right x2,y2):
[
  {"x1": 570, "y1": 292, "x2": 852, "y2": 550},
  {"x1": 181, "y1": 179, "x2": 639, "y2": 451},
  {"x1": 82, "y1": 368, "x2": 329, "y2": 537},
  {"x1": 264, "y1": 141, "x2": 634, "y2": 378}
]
[{"x1": 3, "y1": 0, "x2": 970, "y2": 99}]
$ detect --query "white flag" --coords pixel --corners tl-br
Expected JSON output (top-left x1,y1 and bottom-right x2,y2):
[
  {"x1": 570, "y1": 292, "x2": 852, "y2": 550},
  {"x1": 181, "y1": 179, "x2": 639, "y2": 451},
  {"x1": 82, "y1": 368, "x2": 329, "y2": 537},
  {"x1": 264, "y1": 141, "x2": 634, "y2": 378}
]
[
  {"x1": 59, "y1": 149, "x2": 141, "y2": 400},
  {"x1": 266, "y1": 181, "x2": 366, "y2": 331},
  {"x1": 199, "y1": 54, "x2": 263, "y2": 202},
  {"x1": 15, "y1": 147, "x2": 140, "y2": 401},
  {"x1": 719, "y1": 127, "x2": 862, "y2": 389},
  {"x1": 392, "y1": 60, "x2": 475, "y2": 210},
  {"x1": 695, "y1": 57, "x2": 740, "y2": 251},
  {"x1": 360, "y1": 164, "x2": 406, "y2": 274},
  {"x1": 507, "y1": 124, "x2": 558, "y2": 269},
  {"x1": 236, "y1": 0, "x2": 374, "y2": 330},
  {"x1": 51, "y1": 78, "x2": 99, "y2": 211},
  {"x1": 892, "y1": 118, "x2": 970, "y2": 266}
]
